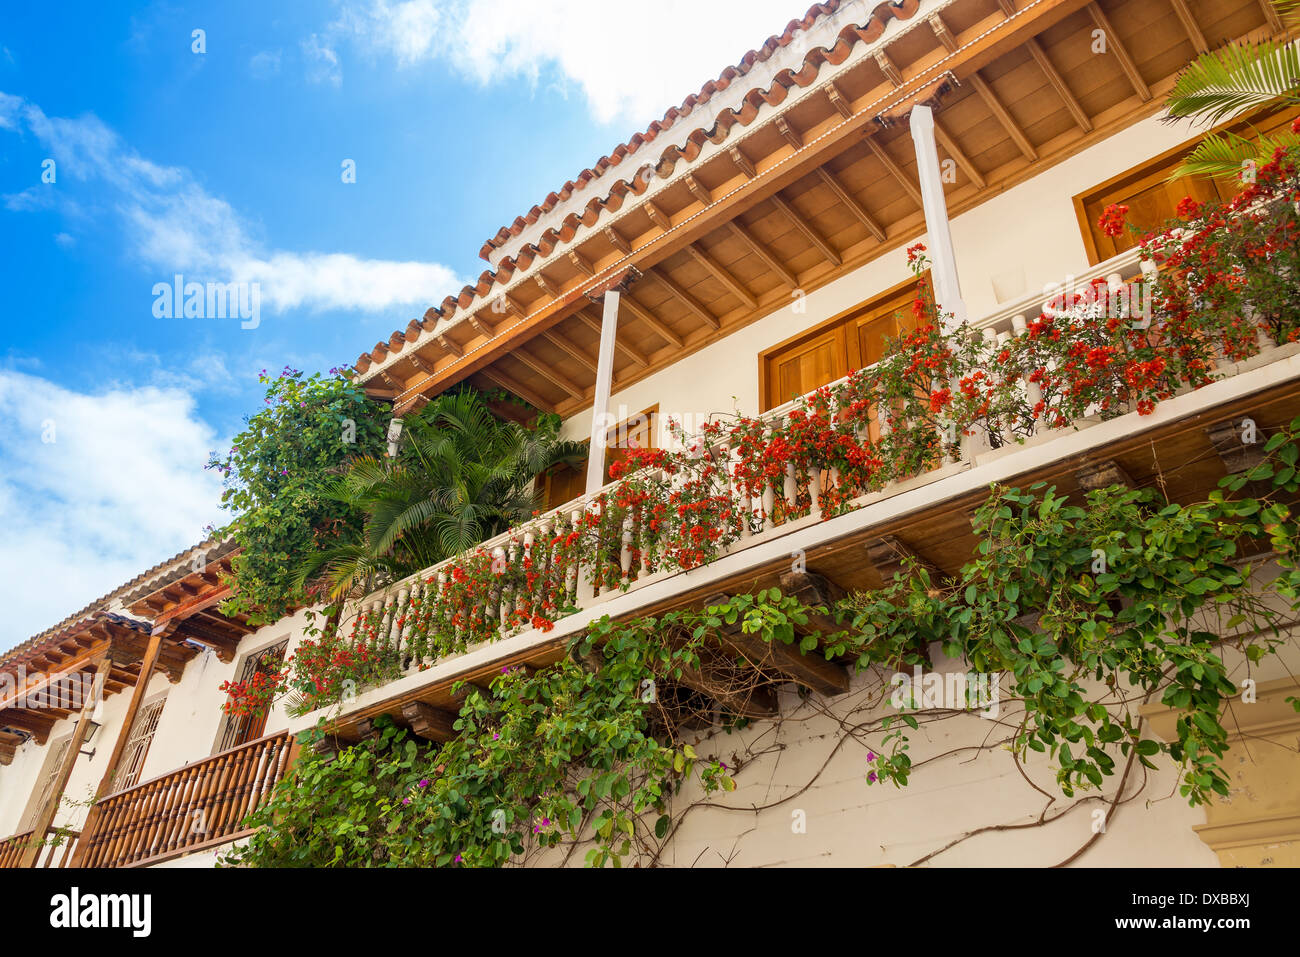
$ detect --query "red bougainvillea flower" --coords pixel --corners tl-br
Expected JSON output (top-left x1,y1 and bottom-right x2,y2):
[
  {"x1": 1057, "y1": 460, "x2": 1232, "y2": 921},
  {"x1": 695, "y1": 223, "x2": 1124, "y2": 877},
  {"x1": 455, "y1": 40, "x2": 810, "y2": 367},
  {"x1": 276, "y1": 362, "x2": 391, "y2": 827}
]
[
  {"x1": 1175, "y1": 196, "x2": 1202, "y2": 220},
  {"x1": 1098, "y1": 203, "x2": 1129, "y2": 238},
  {"x1": 906, "y1": 241, "x2": 927, "y2": 266}
]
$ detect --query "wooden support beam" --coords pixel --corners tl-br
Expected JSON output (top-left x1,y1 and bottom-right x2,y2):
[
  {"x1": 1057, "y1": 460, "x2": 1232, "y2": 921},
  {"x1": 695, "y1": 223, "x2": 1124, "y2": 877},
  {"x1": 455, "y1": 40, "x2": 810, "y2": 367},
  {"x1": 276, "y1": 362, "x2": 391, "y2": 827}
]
[
  {"x1": 724, "y1": 221, "x2": 798, "y2": 288},
  {"x1": 774, "y1": 116, "x2": 803, "y2": 150},
  {"x1": 1026, "y1": 37, "x2": 1092, "y2": 133},
  {"x1": 929, "y1": 12, "x2": 959, "y2": 52},
  {"x1": 19, "y1": 656, "x2": 110, "y2": 867},
  {"x1": 1085, "y1": 3, "x2": 1151, "y2": 102},
  {"x1": 968, "y1": 73, "x2": 1037, "y2": 160},
  {"x1": 684, "y1": 174, "x2": 712, "y2": 205},
  {"x1": 826, "y1": 81, "x2": 854, "y2": 119},
  {"x1": 479, "y1": 366, "x2": 556, "y2": 412},
  {"x1": 401, "y1": 701, "x2": 459, "y2": 742},
  {"x1": 435, "y1": 334, "x2": 463, "y2": 359},
  {"x1": 619, "y1": 294, "x2": 685, "y2": 349},
  {"x1": 1076, "y1": 459, "x2": 1135, "y2": 491},
  {"x1": 1206, "y1": 419, "x2": 1268, "y2": 475},
  {"x1": 1169, "y1": 0, "x2": 1208, "y2": 54},
  {"x1": 649, "y1": 268, "x2": 721, "y2": 330},
  {"x1": 93, "y1": 628, "x2": 165, "y2": 800},
  {"x1": 865, "y1": 136, "x2": 923, "y2": 208},
  {"x1": 534, "y1": 272, "x2": 559, "y2": 298},
  {"x1": 0, "y1": 709, "x2": 56, "y2": 744},
  {"x1": 685, "y1": 244, "x2": 759, "y2": 309},
  {"x1": 814, "y1": 167, "x2": 887, "y2": 242},
  {"x1": 1260, "y1": 0, "x2": 1285, "y2": 33},
  {"x1": 933, "y1": 118, "x2": 987, "y2": 190},
  {"x1": 512, "y1": 348, "x2": 586, "y2": 400},
  {"x1": 575, "y1": 309, "x2": 649, "y2": 368},
  {"x1": 644, "y1": 200, "x2": 672, "y2": 231},
  {"x1": 865, "y1": 536, "x2": 939, "y2": 583},
  {"x1": 467, "y1": 313, "x2": 495, "y2": 338},
  {"x1": 998, "y1": 0, "x2": 1016, "y2": 14},
  {"x1": 406, "y1": 353, "x2": 433, "y2": 375},
  {"x1": 542, "y1": 329, "x2": 598, "y2": 375},
  {"x1": 605, "y1": 226, "x2": 632, "y2": 255},
  {"x1": 730, "y1": 147, "x2": 757, "y2": 179},
  {"x1": 707, "y1": 594, "x2": 850, "y2": 697},
  {"x1": 769, "y1": 193, "x2": 842, "y2": 267},
  {"x1": 778, "y1": 571, "x2": 848, "y2": 636},
  {"x1": 875, "y1": 50, "x2": 904, "y2": 87},
  {"x1": 568, "y1": 250, "x2": 595, "y2": 277}
]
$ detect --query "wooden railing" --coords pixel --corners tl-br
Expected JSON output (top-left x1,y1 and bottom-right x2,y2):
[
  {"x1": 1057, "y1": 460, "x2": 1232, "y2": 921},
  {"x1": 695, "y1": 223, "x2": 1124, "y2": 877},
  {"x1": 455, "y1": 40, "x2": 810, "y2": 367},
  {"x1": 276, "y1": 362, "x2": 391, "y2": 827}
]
[
  {"x1": 0, "y1": 826, "x2": 79, "y2": 868},
  {"x1": 75, "y1": 729, "x2": 294, "y2": 868}
]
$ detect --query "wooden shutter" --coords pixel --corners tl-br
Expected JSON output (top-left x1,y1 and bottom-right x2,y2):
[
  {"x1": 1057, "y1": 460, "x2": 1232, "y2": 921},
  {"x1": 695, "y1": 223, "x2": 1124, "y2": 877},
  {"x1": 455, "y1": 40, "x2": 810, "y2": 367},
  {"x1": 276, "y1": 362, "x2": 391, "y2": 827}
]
[
  {"x1": 760, "y1": 272, "x2": 931, "y2": 412},
  {"x1": 1075, "y1": 105, "x2": 1299, "y2": 264},
  {"x1": 112, "y1": 696, "x2": 167, "y2": 793},
  {"x1": 22, "y1": 736, "x2": 72, "y2": 830}
]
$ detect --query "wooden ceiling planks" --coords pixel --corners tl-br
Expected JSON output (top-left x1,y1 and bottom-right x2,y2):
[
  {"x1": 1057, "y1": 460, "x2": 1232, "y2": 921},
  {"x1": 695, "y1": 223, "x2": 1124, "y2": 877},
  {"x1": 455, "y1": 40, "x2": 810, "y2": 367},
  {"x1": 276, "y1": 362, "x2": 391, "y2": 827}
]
[{"x1": 373, "y1": 0, "x2": 1280, "y2": 421}]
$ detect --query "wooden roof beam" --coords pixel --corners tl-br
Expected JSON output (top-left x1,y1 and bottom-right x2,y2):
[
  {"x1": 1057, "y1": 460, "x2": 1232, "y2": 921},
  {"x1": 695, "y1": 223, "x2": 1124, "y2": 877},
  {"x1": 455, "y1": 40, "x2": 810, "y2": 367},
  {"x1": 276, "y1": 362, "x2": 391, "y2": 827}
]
[
  {"x1": 479, "y1": 366, "x2": 557, "y2": 413},
  {"x1": 724, "y1": 221, "x2": 798, "y2": 289},
  {"x1": 649, "y1": 268, "x2": 721, "y2": 330},
  {"x1": 510, "y1": 349, "x2": 588, "y2": 401},
  {"x1": 1085, "y1": 3, "x2": 1151, "y2": 102},
  {"x1": 1260, "y1": 0, "x2": 1285, "y2": 33},
  {"x1": 575, "y1": 308, "x2": 650, "y2": 369},
  {"x1": 1169, "y1": 0, "x2": 1208, "y2": 54},
  {"x1": 730, "y1": 147, "x2": 757, "y2": 180},
  {"x1": 933, "y1": 118, "x2": 987, "y2": 190},
  {"x1": 769, "y1": 193, "x2": 842, "y2": 268},
  {"x1": 1026, "y1": 37, "x2": 1092, "y2": 133},
  {"x1": 814, "y1": 167, "x2": 886, "y2": 242},
  {"x1": 865, "y1": 136, "x2": 922, "y2": 208},
  {"x1": 542, "y1": 329, "x2": 599, "y2": 375},
  {"x1": 968, "y1": 73, "x2": 1037, "y2": 160},
  {"x1": 826, "y1": 81, "x2": 854, "y2": 119},
  {"x1": 685, "y1": 244, "x2": 759, "y2": 309},
  {"x1": 707, "y1": 592, "x2": 850, "y2": 697},
  {"x1": 619, "y1": 295, "x2": 685, "y2": 349}
]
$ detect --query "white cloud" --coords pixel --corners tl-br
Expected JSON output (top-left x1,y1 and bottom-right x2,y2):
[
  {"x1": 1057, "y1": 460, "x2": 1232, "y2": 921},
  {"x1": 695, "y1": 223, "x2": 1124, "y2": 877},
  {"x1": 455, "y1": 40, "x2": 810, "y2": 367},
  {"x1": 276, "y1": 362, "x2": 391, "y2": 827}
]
[
  {"x1": 302, "y1": 34, "x2": 342, "y2": 87},
  {"x1": 0, "y1": 93, "x2": 464, "y2": 313},
  {"x1": 249, "y1": 49, "x2": 282, "y2": 79},
  {"x1": 0, "y1": 369, "x2": 226, "y2": 648},
  {"x1": 325, "y1": 0, "x2": 804, "y2": 125}
]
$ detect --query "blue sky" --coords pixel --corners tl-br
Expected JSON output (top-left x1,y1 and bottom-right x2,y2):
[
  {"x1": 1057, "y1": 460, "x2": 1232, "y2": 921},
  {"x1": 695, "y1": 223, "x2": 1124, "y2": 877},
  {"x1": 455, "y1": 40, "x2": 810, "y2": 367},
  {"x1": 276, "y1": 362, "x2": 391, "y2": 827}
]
[{"x1": 0, "y1": 0, "x2": 802, "y2": 646}]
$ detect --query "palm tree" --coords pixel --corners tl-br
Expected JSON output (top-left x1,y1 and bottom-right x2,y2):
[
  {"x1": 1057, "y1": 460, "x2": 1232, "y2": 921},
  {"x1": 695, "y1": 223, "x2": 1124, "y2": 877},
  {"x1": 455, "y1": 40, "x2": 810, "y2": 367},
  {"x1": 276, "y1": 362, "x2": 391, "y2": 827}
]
[
  {"x1": 298, "y1": 389, "x2": 586, "y2": 600},
  {"x1": 1166, "y1": 3, "x2": 1300, "y2": 179}
]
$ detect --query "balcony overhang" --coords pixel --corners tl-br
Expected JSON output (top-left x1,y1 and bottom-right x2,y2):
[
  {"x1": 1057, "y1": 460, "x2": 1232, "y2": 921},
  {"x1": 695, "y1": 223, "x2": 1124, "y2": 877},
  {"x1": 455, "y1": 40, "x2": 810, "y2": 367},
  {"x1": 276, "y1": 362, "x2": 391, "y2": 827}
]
[
  {"x1": 352, "y1": 0, "x2": 1285, "y2": 420},
  {"x1": 303, "y1": 343, "x2": 1300, "y2": 743}
]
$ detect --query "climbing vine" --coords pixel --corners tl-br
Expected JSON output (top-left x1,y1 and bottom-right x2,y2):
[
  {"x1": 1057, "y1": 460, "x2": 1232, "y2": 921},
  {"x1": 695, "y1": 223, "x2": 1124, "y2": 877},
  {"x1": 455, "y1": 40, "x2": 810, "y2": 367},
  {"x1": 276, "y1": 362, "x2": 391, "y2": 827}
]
[{"x1": 227, "y1": 412, "x2": 1300, "y2": 866}]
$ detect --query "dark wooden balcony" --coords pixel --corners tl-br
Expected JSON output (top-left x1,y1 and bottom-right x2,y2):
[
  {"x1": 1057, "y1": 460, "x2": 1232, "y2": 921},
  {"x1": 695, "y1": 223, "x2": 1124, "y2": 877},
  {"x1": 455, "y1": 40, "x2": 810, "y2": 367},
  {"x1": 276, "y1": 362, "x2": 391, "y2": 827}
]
[{"x1": 72, "y1": 729, "x2": 295, "y2": 868}]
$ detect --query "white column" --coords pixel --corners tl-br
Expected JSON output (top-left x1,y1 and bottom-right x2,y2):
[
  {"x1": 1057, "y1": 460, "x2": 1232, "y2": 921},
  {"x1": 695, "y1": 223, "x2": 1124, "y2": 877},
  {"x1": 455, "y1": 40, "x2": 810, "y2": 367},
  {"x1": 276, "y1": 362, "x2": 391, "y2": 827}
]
[
  {"x1": 585, "y1": 290, "x2": 620, "y2": 494},
  {"x1": 909, "y1": 105, "x2": 968, "y2": 330}
]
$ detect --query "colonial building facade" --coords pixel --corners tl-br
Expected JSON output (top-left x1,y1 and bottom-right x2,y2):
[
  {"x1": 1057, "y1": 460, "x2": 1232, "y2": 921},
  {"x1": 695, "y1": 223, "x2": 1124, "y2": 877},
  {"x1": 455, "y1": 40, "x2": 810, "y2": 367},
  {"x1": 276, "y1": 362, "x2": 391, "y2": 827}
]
[{"x1": 3, "y1": 0, "x2": 1298, "y2": 867}]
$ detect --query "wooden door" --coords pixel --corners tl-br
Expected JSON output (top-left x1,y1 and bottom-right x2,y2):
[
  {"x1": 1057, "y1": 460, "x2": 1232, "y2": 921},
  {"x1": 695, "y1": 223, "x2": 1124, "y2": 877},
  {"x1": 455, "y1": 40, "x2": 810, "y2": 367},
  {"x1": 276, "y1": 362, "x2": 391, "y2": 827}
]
[{"x1": 763, "y1": 325, "x2": 849, "y2": 411}]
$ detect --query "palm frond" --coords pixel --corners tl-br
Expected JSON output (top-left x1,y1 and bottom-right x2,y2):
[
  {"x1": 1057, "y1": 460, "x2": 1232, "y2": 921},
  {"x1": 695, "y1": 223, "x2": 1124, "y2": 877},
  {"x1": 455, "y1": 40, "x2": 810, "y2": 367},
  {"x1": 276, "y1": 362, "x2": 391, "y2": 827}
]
[
  {"x1": 1165, "y1": 39, "x2": 1300, "y2": 127},
  {"x1": 1172, "y1": 129, "x2": 1300, "y2": 179}
]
